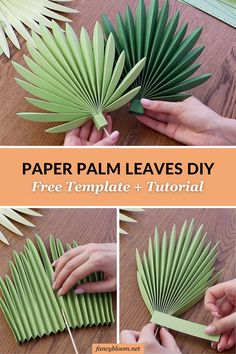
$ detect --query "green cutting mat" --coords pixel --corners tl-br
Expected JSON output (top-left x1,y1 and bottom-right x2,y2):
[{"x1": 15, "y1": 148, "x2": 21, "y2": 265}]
[{"x1": 179, "y1": 0, "x2": 236, "y2": 28}]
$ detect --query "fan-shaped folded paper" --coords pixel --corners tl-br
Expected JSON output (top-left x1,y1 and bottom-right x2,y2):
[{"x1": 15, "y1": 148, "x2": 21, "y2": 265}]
[
  {"x1": 136, "y1": 220, "x2": 222, "y2": 341},
  {"x1": 13, "y1": 21, "x2": 145, "y2": 133},
  {"x1": 0, "y1": 235, "x2": 114, "y2": 342},
  {"x1": 0, "y1": 0, "x2": 77, "y2": 58},
  {"x1": 101, "y1": 0, "x2": 211, "y2": 114},
  {"x1": 0, "y1": 208, "x2": 42, "y2": 245}
]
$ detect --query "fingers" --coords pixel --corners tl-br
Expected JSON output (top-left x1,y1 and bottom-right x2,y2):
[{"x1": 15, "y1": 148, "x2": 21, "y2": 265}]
[
  {"x1": 217, "y1": 331, "x2": 231, "y2": 352},
  {"x1": 227, "y1": 329, "x2": 236, "y2": 349},
  {"x1": 138, "y1": 323, "x2": 158, "y2": 343},
  {"x1": 205, "y1": 313, "x2": 236, "y2": 335},
  {"x1": 64, "y1": 128, "x2": 80, "y2": 146},
  {"x1": 79, "y1": 120, "x2": 93, "y2": 140},
  {"x1": 141, "y1": 99, "x2": 183, "y2": 116},
  {"x1": 120, "y1": 330, "x2": 140, "y2": 344},
  {"x1": 75, "y1": 278, "x2": 116, "y2": 294},
  {"x1": 159, "y1": 327, "x2": 178, "y2": 352},
  {"x1": 204, "y1": 280, "x2": 236, "y2": 315},
  {"x1": 94, "y1": 130, "x2": 119, "y2": 146},
  {"x1": 137, "y1": 116, "x2": 179, "y2": 141},
  {"x1": 52, "y1": 247, "x2": 86, "y2": 280},
  {"x1": 52, "y1": 253, "x2": 89, "y2": 291},
  {"x1": 57, "y1": 261, "x2": 97, "y2": 296}
]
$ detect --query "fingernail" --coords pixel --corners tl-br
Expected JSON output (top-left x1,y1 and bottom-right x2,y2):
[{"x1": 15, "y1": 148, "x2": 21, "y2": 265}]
[
  {"x1": 74, "y1": 288, "x2": 85, "y2": 295},
  {"x1": 110, "y1": 131, "x2": 119, "y2": 140},
  {"x1": 52, "y1": 260, "x2": 58, "y2": 267},
  {"x1": 52, "y1": 273, "x2": 55, "y2": 282},
  {"x1": 212, "y1": 343, "x2": 217, "y2": 349},
  {"x1": 217, "y1": 345, "x2": 222, "y2": 352},
  {"x1": 206, "y1": 325, "x2": 217, "y2": 334},
  {"x1": 52, "y1": 282, "x2": 57, "y2": 290},
  {"x1": 141, "y1": 98, "x2": 152, "y2": 106},
  {"x1": 212, "y1": 311, "x2": 221, "y2": 318},
  {"x1": 226, "y1": 346, "x2": 229, "y2": 350},
  {"x1": 58, "y1": 289, "x2": 63, "y2": 296}
]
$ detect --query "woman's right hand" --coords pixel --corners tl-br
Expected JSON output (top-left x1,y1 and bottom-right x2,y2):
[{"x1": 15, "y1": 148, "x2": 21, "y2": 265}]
[{"x1": 204, "y1": 279, "x2": 236, "y2": 351}]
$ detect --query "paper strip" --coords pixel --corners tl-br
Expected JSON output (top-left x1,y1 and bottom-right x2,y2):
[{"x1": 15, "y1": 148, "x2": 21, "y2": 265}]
[{"x1": 151, "y1": 311, "x2": 220, "y2": 342}]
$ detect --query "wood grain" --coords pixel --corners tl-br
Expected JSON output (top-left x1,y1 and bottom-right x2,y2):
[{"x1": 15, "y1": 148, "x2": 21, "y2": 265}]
[
  {"x1": 0, "y1": 0, "x2": 235, "y2": 146},
  {"x1": 0, "y1": 208, "x2": 117, "y2": 354},
  {"x1": 120, "y1": 208, "x2": 236, "y2": 353}
]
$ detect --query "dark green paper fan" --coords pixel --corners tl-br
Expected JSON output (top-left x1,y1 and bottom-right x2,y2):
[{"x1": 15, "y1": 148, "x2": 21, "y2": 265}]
[{"x1": 101, "y1": 0, "x2": 211, "y2": 115}]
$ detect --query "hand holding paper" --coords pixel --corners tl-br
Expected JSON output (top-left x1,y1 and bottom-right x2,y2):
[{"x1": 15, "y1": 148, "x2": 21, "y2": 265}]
[
  {"x1": 205, "y1": 279, "x2": 236, "y2": 351},
  {"x1": 52, "y1": 243, "x2": 117, "y2": 295},
  {"x1": 120, "y1": 324, "x2": 182, "y2": 354},
  {"x1": 137, "y1": 96, "x2": 236, "y2": 146}
]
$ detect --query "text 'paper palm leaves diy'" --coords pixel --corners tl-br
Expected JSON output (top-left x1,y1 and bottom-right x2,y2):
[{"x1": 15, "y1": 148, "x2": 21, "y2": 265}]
[
  {"x1": 136, "y1": 220, "x2": 222, "y2": 341},
  {"x1": 0, "y1": 235, "x2": 114, "y2": 342},
  {"x1": 102, "y1": 0, "x2": 211, "y2": 114},
  {"x1": 0, "y1": 0, "x2": 77, "y2": 58},
  {"x1": 0, "y1": 208, "x2": 42, "y2": 245},
  {"x1": 13, "y1": 22, "x2": 145, "y2": 133}
]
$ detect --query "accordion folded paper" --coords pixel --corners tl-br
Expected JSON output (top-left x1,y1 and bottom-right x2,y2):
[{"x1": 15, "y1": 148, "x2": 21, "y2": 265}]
[
  {"x1": 179, "y1": 0, "x2": 236, "y2": 29},
  {"x1": 136, "y1": 219, "x2": 222, "y2": 341},
  {"x1": 0, "y1": 208, "x2": 42, "y2": 245},
  {"x1": 0, "y1": 0, "x2": 77, "y2": 58},
  {"x1": 13, "y1": 22, "x2": 145, "y2": 133},
  {"x1": 119, "y1": 208, "x2": 144, "y2": 235},
  {"x1": 0, "y1": 235, "x2": 114, "y2": 342},
  {"x1": 101, "y1": 0, "x2": 211, "y2": 114}
]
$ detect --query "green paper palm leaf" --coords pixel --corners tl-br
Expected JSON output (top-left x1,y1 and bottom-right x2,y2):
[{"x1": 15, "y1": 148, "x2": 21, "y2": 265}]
[
  {"x1": 101, "y1": 0, "x2": 211, "y2": 114},
  {"x1": 0, "y1": 0, "x2": 77, "y2": 58},
  {"x1": 13, "y1": 22, "x2": 145, "y2": 133},
  {"x1": 0, "y1": 208, "x2": 42, "y2": 245},
  {"x1": 0, "y1": 235, "x2": 114, "y2": 342},
  {"x1": 136, "y1": 219, "x2": 222, "y2": 317},
  {"x1": 119, "y1": 208, "x2": 144, "y2": 235}
]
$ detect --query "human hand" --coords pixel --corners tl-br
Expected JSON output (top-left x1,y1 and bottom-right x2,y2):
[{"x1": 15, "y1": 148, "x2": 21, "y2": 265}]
[
  {"x1": 120, "y1": 324, "x2": 182, "y2": 354},
  {"x1": 52, "y1": 243, "x2": 117, "y2": 296},
  {"x1": 205, "y1": 279, "x2": 236, "y2": 351},
  {"x1": 137, "y1": 97, "x2": 236, "y2": 146},
  {"x1": 64, "y1": 115, "x2": 119, "y2": 146}
]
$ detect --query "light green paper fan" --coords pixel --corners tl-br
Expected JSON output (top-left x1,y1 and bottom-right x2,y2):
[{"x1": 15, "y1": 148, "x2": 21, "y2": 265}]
[
  {"x1": 101, "y1": 0, "x2": 211, "y2": 115},
  {"x1": 136, "y1": 219, "x2": 222, "y2": 341},
  {"x1": 0, "y1": 235, "x2": 114, "y2": 342},
  {"x1": 13, "y1": 21, "x2": 145, "y2": 134},
  {"x1": 0, "y1": 208, "x2": 42, "y2": 245},
  {"x1": 119, "y1": 208, "x2": 144, "y2": 235},
  {"x1": 0, "y1": 0, "x2": 77, "y2": 58}
]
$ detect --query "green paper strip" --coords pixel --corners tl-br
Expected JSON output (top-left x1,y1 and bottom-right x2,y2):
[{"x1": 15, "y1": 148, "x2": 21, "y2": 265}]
[{"x1": 151, "y1": 311, "x2": 220, "y2": 342}]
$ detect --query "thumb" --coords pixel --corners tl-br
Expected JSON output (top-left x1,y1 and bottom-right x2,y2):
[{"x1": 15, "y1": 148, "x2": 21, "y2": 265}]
[
  {"x1": 159, "y1": 327, "x2": 178, "y2": 352},
  {"x1": 74, "y1": 279, "x2": 116, "y2": 294},
  {"x1": 205, "y1": 313, "x2": 236, "y2": 335},
  {"x1": 94, "y1": 131, "x2": 119, "y2": 146}
]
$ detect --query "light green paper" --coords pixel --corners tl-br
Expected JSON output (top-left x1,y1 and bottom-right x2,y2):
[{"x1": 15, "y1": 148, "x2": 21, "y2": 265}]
[
  {"x1": 0, "y1": 208, "x2": 42, "y2": 244},
  {"x1": 179, "y1": 0, "x2": 236, "y2": 28},
  {"x1": 101, "y1": 0, "x2": 211, "y2": 115},
  {"x1": 14, "y1": 21, "x2": 145, "y2": 133},
  {"x1": 151, "y1": 311, "x2": 220, "y2": 342},
  {"x1": 136, "y1": 220, "x2": 223, "y2": 341},
  {"x1": 119, "y1": 208, "x2": 144, "y2": 235},
  {"x1": 0, "y1": 0, "x2": 77, "y2": 58},
  {"x1": 0, "y1": 235, "x2": 114, "y2": 342}
]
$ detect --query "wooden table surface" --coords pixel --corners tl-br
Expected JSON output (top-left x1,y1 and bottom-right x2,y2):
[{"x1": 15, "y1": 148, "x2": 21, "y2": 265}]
[
  {"x1": 0, "y1": 0, "x2": 235, "y2": 146},
  {"x1": 120, "y1": 208, "x2": 236, "y2": 354},
  {"x1": 0, "y1": 208, "x2": 117, "y2": 354}
]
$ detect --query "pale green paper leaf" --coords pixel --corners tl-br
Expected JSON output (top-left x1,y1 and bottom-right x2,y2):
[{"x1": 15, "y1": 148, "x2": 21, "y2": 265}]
[
  {"x1": 0, "y1": 0, "x2": 77, "y2": 58},
  {"x1": 119, "y1": 208, "x2": 144, "y2": 235},
  {"x1": 14, "y1": 23, "x2": 144, "y2": 133}
]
